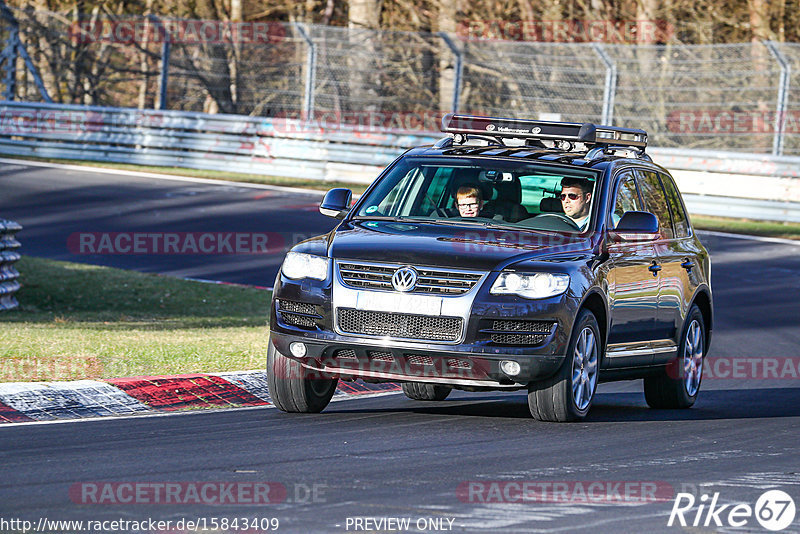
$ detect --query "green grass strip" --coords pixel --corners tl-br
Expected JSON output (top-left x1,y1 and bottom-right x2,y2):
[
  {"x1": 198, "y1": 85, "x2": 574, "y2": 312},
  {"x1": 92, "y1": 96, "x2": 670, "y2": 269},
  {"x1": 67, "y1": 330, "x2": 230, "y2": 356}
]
[{"x1": 0, "y1": 257, "x2": 271, "y2": 382}]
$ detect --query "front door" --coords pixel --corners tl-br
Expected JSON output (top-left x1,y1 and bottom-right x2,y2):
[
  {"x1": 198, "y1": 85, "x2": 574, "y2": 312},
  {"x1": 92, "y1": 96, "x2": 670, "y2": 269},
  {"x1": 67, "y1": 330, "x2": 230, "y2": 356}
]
[{"x1": 605, "y1": 171, "x2": 661, "y2": 368}]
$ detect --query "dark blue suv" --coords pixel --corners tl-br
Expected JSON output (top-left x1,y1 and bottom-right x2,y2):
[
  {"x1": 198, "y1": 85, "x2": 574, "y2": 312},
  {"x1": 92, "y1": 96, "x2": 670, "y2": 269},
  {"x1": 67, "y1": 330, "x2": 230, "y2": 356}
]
[{"x1": 267, "y1": 115, "x2": 713, "y2": 421}]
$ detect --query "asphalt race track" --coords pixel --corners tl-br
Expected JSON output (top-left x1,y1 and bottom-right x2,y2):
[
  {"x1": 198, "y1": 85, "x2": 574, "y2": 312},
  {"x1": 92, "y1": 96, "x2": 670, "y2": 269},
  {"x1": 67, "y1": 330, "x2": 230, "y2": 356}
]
[
  {"x1": 1, "y1": 160, "x2": 800, "y2": 533},
  {"x1": 0, "y1": 160, "x2": 336, "y2": 287}
]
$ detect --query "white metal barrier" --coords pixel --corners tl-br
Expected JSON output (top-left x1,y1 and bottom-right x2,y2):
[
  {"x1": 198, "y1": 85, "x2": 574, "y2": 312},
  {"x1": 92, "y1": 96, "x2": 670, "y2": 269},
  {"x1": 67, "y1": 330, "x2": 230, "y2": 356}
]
[{"x1": 0, "y1": 219, "x2": 21, "y2": 311}]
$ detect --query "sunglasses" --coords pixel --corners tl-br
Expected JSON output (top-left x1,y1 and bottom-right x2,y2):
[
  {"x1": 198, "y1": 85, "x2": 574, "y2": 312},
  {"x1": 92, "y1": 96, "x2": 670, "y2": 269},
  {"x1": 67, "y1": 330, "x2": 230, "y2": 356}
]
[
  {"x1": 560, "y1": 193, "x2": 582, "y2": 200},
  {"x1": 458, "y1": 202, "x2": 480, "y2": 209}
]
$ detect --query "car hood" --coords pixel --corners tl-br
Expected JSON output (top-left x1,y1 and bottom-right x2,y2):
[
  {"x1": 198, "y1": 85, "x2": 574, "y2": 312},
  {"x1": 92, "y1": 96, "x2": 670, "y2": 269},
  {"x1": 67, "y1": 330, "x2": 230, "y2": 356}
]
[{"x1": 327, "y1": 220, "x2": 594, "y2": 271}]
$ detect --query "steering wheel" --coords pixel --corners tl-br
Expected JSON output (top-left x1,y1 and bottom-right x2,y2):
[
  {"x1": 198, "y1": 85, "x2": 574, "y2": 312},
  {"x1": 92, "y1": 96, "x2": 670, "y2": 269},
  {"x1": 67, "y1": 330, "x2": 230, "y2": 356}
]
[
  {"x1": 433, "y1": 205, "x2": 448, "y2": 217},
  {"x1": 534, "y1": 213, "x2": 581, "y2": 230}
]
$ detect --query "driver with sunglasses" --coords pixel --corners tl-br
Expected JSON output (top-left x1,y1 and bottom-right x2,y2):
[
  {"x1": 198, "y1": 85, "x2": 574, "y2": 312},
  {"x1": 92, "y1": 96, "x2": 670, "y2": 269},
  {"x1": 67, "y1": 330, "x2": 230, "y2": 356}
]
[{"x1": 559, "y1": 177, "x2": 593, "y2": 230}]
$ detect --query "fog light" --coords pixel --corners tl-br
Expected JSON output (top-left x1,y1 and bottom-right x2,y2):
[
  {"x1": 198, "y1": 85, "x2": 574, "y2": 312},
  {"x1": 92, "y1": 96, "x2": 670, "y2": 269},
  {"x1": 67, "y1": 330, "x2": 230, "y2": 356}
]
[
  {"x1": 500, "y1": 360, "x2": 521, "y2": 376},
  {"x1": 289, "y1": 342, "x2": 307, "y2": 358}
]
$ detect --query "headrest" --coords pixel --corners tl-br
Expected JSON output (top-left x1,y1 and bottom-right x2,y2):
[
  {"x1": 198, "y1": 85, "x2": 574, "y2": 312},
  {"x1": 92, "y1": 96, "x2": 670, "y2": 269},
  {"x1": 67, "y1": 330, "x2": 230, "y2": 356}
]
[
  {"x1": 493, "y1": 178, "x2": 522, "y2": 204},
  {"x1": 450, "y1": 168, "x2": 493, "y2": 201},
  {"x1": 539, "y1": 196, "x2": 564, "y2": 213}
]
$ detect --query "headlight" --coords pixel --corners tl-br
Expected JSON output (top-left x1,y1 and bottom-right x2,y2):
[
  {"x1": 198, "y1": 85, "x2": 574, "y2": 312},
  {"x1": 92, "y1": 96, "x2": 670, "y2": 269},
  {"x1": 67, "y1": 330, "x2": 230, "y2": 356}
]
[
  {"x1": 490, "y1": 272, "x2": 569, "y2": 299},
  {"x1": 281, "y1": 252, "x2": 329, "y2": 281}
]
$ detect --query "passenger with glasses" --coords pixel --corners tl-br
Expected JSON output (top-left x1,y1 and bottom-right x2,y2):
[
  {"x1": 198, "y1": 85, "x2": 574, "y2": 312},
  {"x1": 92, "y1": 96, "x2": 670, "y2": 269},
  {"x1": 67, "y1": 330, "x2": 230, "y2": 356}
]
[
  {"x1": 455, "y1": 185, "x2": 485, "y2": 218},
  {"x1": 559, "y1": 177, "x2": 593, "y2": 230}
]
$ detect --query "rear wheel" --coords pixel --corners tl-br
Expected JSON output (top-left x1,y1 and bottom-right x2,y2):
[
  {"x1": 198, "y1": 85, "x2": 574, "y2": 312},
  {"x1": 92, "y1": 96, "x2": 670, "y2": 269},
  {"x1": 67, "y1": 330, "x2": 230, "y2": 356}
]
[
  {"x1": 528, "y1": 309, "x2": 601, "y2": 422},
  {"x1": 266, "y1": 342, "x2": 338, "y2": 413},
  {"x1": 644, "y1": 305, "x2": 705, "y2": 409},
  {"x1": 401, "y1": 382, "x2": 452, "y2": 401}
]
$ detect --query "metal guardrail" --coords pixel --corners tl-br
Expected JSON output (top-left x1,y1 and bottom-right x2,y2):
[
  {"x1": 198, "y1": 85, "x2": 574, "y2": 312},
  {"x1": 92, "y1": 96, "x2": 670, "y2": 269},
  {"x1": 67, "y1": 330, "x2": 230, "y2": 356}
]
[
  {"x1": 683, "y1": 195, "x2": 800, "y2": 224},
  {"x1": 0, "y1": 100, "x2": 798, "y2": 222},
  {"x1": 0, "y1": 218, "x2": 21, "y2": 311},
  {"x1": 0, "y1": 100, "x2": 426, "y2": 183}
]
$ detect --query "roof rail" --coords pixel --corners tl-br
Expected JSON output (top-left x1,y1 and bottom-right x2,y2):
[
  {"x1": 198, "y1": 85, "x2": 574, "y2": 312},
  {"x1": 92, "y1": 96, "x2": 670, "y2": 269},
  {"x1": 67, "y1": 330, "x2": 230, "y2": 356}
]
[{"x1": 441, "y1": 114, "x2": 647, "y2": 150}]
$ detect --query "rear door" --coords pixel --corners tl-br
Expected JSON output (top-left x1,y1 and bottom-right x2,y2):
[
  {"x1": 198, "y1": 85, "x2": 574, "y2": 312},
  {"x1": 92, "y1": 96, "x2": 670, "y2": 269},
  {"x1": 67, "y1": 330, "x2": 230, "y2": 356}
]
[{"x1": 652, "y1": 172, "x2": 704, "y2": 362}]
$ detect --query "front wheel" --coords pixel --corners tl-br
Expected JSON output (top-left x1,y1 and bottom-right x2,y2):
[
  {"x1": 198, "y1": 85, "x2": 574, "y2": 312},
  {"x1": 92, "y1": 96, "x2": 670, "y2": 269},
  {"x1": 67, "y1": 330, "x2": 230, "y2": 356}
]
[
  {"x1": 644, "y1": 305, "x2": 705, "y2": 409},
  {"x1": 402, "y1": 382, "x2": 452, "y2": 401},
  {"x1": 266, "y1": 341, "x2": 338, "y2": 413},
  {"x1": 527, "y1": 309, "x2": 601, "y2": 422}
]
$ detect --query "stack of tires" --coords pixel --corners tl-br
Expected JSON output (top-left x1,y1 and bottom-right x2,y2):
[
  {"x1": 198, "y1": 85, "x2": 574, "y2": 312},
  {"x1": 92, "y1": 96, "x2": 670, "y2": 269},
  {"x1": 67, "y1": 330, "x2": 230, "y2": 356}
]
[{"x1": 0, "y1": 219, "x2": 22, "y2": 311}]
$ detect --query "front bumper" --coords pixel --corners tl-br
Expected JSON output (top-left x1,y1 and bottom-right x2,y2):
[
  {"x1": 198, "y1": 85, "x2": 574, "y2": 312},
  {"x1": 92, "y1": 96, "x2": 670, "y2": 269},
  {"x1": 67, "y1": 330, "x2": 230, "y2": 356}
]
[
  {"x1": 270, "y1": 259, "x2": 582, "y2": 388},
  {"x1": 270, "y1": 329, "x2": 565, "y2": 388},
  {"x1": 271, "y1": 294, "x2": 576, "y2": 388}
]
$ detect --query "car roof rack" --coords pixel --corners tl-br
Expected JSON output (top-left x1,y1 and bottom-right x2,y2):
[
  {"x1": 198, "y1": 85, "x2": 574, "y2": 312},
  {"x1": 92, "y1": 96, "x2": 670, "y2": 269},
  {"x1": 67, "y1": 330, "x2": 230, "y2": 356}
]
[{"x1": 440, "y1": 113, "x2": 647, "y2": 151}]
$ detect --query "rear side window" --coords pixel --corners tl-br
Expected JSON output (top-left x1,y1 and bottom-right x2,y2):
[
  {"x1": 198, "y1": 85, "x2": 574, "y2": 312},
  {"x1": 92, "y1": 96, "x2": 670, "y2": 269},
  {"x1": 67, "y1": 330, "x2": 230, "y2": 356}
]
[
  {"x1": 611, "y1": 172, "x2": 643, "y2": 228},
  {"x1": 636, "y1": 170, "x2": 674, "y2": 239},
  {"x1": 660, "y1": 173, "x2": 690, "y2": 238}
]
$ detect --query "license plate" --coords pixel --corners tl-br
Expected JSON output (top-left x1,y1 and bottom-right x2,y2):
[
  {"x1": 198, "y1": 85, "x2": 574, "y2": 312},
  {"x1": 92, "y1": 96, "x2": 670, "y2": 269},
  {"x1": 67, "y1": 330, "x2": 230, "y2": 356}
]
[{"x1": 356, "y1": 291, "x2": 442, "y2": 316}]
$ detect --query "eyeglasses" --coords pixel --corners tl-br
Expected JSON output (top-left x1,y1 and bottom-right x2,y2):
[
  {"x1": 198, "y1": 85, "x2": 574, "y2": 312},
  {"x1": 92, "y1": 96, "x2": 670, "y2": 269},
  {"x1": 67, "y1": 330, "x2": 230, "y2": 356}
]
[
  {"x1": 560, "y1": 193, "x2": 582, "y2": 201},
  {"x1": 458, "y1": 202, "x2": 479, "y2": 209}
]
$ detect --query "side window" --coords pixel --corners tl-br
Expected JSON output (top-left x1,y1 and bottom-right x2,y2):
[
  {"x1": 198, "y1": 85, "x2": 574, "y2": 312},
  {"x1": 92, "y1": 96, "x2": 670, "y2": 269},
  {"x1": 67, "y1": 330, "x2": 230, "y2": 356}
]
[
  {"x1": 636, "y1": 170, "x2": 674, "y2": 239},
  {"x1": 611, "y1": 172, "x2": 642, "y2": 228},
  {"x1": 660, "y1": 173, "x2": 690, "y2": 238}
]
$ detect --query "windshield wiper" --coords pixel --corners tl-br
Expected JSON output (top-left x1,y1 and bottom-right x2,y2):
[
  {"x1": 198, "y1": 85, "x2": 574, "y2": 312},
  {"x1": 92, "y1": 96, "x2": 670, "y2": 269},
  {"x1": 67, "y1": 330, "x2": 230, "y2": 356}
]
[
  {"x1": 352, "y1": 215, "x2": 416, "y2": 222},
  {"x1": 418, "y1": 218, "x2": 493, "y2": 227}
]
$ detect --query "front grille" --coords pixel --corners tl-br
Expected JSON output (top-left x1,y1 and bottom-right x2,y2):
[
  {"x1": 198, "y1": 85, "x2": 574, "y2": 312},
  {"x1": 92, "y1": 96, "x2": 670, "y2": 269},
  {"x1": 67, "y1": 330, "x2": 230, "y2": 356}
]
[
  {"x1": 338, "y1": 262, "x2": 483, "y2": 295},
  {"x1": 447, "y1": 358, "x2": 472, "y2": 369},
  {"x1": 369, "y1": 351, "x2": 394, "y2": 362},
  {"x1": 335, "y1": 349, "x2": 358, "y2": 360},
  {"x1": 337, "y1": 308, "x2": 462, "y2": 342},
  {"x1": 407, "y1": 354, "x2": 434, "y2": 366},
  {"x1": 484, "y1": 320, "x2": 555, "y2": 345},
  {"x1": 277, "y1": 299, "x2": 321, "y2": 329},
  {"x1": 278, "y1": 300, "x2": 316, "y2": 315},
  {"x1": 281, "y1": 313, "x2": 317, "y2": 328},
  {"x1": 493, "y1": 320, "x2": 552, "y2": 333},
  {"x1": 492, "y1": 332, "x2": 549, "y2": 345}
]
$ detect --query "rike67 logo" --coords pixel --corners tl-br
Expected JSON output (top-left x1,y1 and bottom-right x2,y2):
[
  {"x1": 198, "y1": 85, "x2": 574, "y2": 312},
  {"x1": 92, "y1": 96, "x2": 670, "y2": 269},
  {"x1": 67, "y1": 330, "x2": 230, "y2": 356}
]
[{"x1": 668, "y1": 490, "x2": 796, "y2": 531}]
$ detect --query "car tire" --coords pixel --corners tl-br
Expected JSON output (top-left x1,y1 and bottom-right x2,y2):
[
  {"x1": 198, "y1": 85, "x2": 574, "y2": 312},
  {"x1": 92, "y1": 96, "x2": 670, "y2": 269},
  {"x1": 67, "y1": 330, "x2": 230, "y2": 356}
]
[
  {"x1": 644, "y1": 305, "x2": 705, "y2": 409},
  {"x1": 527, "y1": 309, "x2": 601, "y2": 422},
  {"x1": 401, "y1": 382, "x2": 452, "y2": 401},
  {"x1": 267, "y1": 341, "x2": 338, "y2": 413}
]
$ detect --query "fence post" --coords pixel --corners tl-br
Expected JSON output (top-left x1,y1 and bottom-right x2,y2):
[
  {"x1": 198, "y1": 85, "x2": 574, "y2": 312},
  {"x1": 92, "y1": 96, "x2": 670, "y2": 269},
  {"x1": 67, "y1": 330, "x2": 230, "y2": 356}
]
[
  {"x1": 153, "y1": 15, "x2": 170, "y2": 110},
  {"x1": 437, "y1": 32, "x2": 463, "y2": 113},
  {"x1": 0, "y1": 3, "x2": 52, "y2": 102},
  {"x1": 592, "y1": 43, "x2": 616, "y2": 126},
  {"x1": 294, "y1": 23, "x2": 316, "y2": 120},
  {"x1": 764, "y1": 41, "x2": 791, "y2": 156}
]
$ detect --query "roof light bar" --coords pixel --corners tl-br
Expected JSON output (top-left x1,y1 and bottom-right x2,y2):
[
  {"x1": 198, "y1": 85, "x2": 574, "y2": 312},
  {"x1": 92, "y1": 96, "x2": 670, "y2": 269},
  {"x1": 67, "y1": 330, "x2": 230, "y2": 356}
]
[{"x1": 441, "y1": 113, "x2": 647, "y2": 149}]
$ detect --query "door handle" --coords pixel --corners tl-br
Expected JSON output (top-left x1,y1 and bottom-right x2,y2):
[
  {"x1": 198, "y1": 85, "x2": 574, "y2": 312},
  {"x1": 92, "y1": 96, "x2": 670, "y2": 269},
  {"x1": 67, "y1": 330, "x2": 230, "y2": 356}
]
[
  {"x1": 649, "y1": 262, "x2": 662, "y2": 276},
  {"x1": 681, "y1": 259, "x2": 695, "y2": 271}
]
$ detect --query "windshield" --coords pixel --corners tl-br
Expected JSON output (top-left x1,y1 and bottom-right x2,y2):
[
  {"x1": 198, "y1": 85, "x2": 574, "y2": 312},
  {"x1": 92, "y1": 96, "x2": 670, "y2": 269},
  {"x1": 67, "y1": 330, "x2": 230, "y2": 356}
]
[{"x1": 355, "y1": 157, "x2": 600, "y2": 233}]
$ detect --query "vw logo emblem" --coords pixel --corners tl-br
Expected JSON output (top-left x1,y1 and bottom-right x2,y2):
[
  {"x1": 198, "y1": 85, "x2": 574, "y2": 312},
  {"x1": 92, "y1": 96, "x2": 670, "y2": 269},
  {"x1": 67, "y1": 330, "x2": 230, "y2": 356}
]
[
  {"x1": 392, "y1": 267, "x2": 418, "y2": 292},
  {"x1": 485, "y1": 124, "x2": 496, "y2": 131}
]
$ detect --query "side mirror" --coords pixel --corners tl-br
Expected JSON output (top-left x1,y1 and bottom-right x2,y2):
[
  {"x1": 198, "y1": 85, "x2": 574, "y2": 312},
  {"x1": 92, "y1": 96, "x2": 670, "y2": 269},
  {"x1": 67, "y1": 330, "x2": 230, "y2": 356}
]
[
  {"x1": 319, "y1": 188, "x2": 352, "y2": 219},
  {"x1": 609, "y1": 211, "x2": 660, "y2": 242}
]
